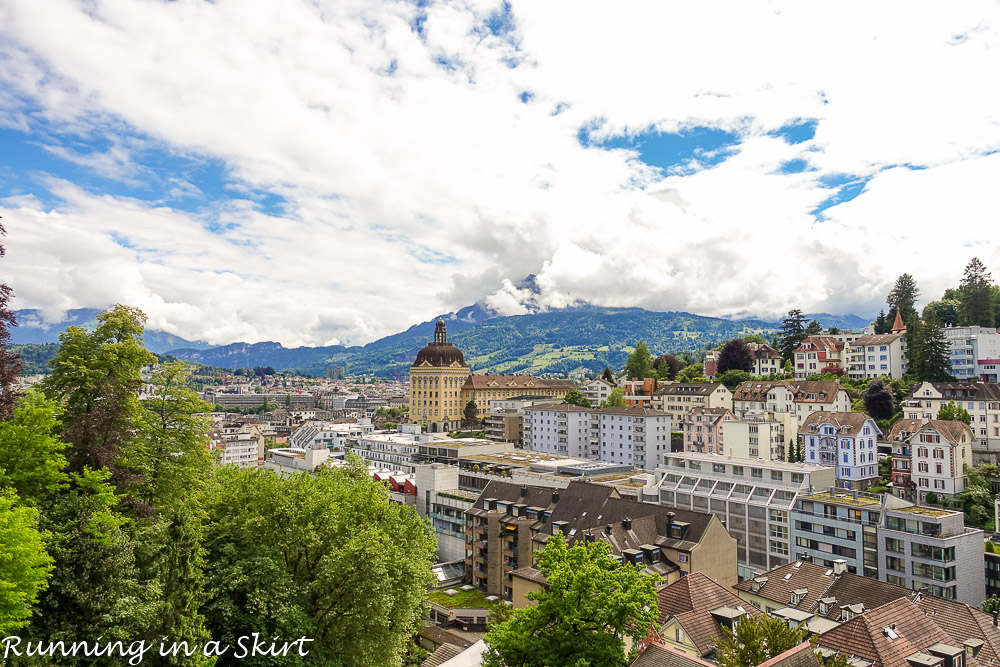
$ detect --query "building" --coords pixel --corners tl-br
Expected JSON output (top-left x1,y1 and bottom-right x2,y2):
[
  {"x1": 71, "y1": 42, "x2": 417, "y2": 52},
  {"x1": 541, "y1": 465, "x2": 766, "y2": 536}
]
[
  {"x1": 264, "y1": 443, "x2": 338, "y2": 475},
  {"x1": 652, "y1": 573, "x2": 763, "y2": 662},
  {"x1": 583, "y1": 378, "x2": 615, "y2": 407},
  {"x1": 460, "y1": 375, "x2": 574, "y2": 421},
  {"x1": 288, "y1": 422, "x2": 369, "y2": 451},
  {"x1": 793, "y1": 336, "x2": 847, "y2": 380},
  {"x1": 790, "y1": 489, "x2": 892, "y2": 578},
  {"x1": 652, "y1": 383, "x2": 733, "y2": 421},
  {"x1": 722, "y1": 412, "x2": 788, "y2": 460},
  {"x1": 907, "y1": 421, "x2": 974, "y2": 502},
  {"x1": 593, "y1": 406, "x2": 672, "y2": 471},
  {"x1": 644, "y1": 452, "x2": 836, "y2": 579},
  {"x1": 680, "y1": 408, "x2": 734, "y2": 455},
  {"x1": 800, "y1": 412, "x2": 882, "y2": 490},
  {"x1": 408, "y1": 319, "x2": 471, "y2": 433},
  {"x1": 904, "y1": 382, "x2": 1000, "y2": 461},
  {"x1": 986, "y1": 549, "x2": 1000, "y2": 599},
  {"x1": 943, "y1": 325, "x2": 1000, "y2": 382},
  {"x1": 732, "y1": 381, "x2": 853, "y2": 440},
  {"x1": 465, "y1": 480, "x2": 737, "y2": 599},
  {"x1": 525, "y1": 403, "x2": 594, "y2": 458},
  {"x1": 878, "y1": 504, "x2": 985, "y2": 605},
  {"x1": 887, "y1": 419, "x2": 924, "y2": 501},
  {"x1": 622, "y1": 377, "x2": 657, "y2": 408},
  {"x1": 747, "y1": 342, "x2": 784, "y2": 376},
  {"x1": 484, "y1": 397, "x2": 563, "y2": 444},
  {"x1": 845, "y1": 313, "x2": 909, "y2": 379}
]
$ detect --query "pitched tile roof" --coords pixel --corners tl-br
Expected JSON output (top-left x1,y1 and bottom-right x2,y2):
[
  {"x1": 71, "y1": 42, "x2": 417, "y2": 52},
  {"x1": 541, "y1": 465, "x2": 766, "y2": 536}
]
[
  {"x1": 733, "y1": 380, "x2": 847, "y2": 404},
  {"x1": 631, "y1": 643, "x2": 716, "y2": 667},
  {"x1": 654, "y1": 383, "x2": 726, "y2": 397},
  {"x1": 913, "y1": 595, "x2": 1000, "y2": 665},
  {"x1": 817, "y1": 598, "x2": 974, "y2": 667},
  {"x1": 916, "y1": 382, "x2": 1000, "y2": 401},
  {"x1": 422, "y1": 643, "x2": 464, "y2": 667},
  {"x1": 760, "y1": 642, "x2": 823, "y2": 667},
  {"x1": 801, "y1": 411, "x2": 877, "y2": 434},
  {"x1": 853, "y1": 333, "x2": 906, "y2": 346},
  {"x1": 747, "y1": 343, "x2": 784, "y2": 360},
  {"x1": 461, "y1": 375, "x2": 572, "y2": 390},
  {"x1": 656, "y1": 573, "x2": 763, "y2": 658},
  {"x1": 593, "y1": 406, "x2": 670, "y2": 417},
  {"x1": 794, "y1": 336, "x2": 845, "y2": 356},
  {"x1": 887, "y1": 419, "x2": 925, "y2": 442},
  {"x1": 917, "y1": 420, "x2": 973, "y2": 446}
]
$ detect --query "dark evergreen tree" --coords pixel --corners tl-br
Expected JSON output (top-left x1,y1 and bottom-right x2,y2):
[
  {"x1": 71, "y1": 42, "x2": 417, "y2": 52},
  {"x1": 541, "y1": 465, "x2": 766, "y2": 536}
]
[
  {"x1": 874, "y1": 309, "x2": 888, "y2": 335},
  {"x1": 601, "y1": 366, "x2": 615, "y2": 385},
  {"x1": 909, "y1": 311, "x2": 952, "y2": 382},
  {"x1": 778, "y1": 309, "x2": 808, "y2": 361},
  {"x1": 804, "y1": 320, "x2": 822, "y2": 336},
  {"x1": 887, "y1": 273, "x2": 920, "y2": 325},
  {"x1": 959, "y1": 257, "x2": 995, "y2": 327},
  {"x1": 717, "y1": 339, "x2": 753, "y2": 374},
  {"x1": 862, "y1": 378, "x2": 897, "y2": 420},
  {"x1": 653, "y1": 354, "x2": 681, "y2": 381}
]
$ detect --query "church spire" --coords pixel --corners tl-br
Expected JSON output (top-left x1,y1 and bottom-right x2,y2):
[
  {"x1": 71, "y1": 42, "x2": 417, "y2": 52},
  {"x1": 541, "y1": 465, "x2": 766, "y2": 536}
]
[{"x1": 891, "y1": 309, "x2": 906, "y2": 333}]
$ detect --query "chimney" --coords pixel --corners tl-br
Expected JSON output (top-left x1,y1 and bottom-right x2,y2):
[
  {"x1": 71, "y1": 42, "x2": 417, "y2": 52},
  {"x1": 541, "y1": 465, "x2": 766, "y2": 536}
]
[
  {"x1": 623, "y1": 517, "x2": 632, "y2": 531},
  {"x1": 667, "y1": 511, "x2": 676, "y2": 525},
  {"x1": 520, "y1": 484, "x2": 527, "y2": 497},
  {"x1": 552, "y1": 490, "x2": 560, "y2": 504},
  {"x1": 993, "y1": 611, "x2": 998, "y2": 628},
  {"x1": 852, "y1": 490, "x2": 859, "y2": 501},
  {"x1": 801, "y1": 554, "x2": 812, "y2": 563},
  {"x1": 833, "y1": 559, "x2": 847, "y2": 575}
]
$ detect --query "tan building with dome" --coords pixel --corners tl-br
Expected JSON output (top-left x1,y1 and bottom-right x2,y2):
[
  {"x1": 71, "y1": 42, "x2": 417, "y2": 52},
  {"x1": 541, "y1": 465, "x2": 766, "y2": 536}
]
[{"x1": 409, "y1": 319, "x2": 574, "y2": 432}]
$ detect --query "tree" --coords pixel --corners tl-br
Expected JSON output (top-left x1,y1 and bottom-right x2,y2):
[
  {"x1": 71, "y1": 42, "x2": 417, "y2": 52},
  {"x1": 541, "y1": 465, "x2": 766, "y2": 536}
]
[
  {"x1": 778, "y1": 310, "x2": 809, "y2": 361},
  {"x1": 804, "y1": 320, "x2": 822, "y2": 336},
  {"x1": 959, "y1": 257, "x2": 995, "y2": 327},
  {"x1": 887, "y1": 273, "x2": 920, "y2": 326},
  {"x1": 0, "y1": 488, "x2": 54, "y2": 634},
  {"x1": 716, "y1": 370, "x2": 754, "y2": 391},
  {"x1": 909, "y1": 311, "x2": 953, "y2": 382},
  {"x1": 923, "y1": 300, "x2": 960, "y2": 327},
  {"x1": 482, "y1": 532, "x2": 659, "y2": 667},
  {"x1": 937, "y1": 401, "x2": 972, "y2": 424},
  {"x1": 463, "y1": 399, "x2": 480, "y2": 425},
  {"x1": 601, "y1": 367, "x2": 616, "y2": 385},
  {"x1": 717, "y1": 339, "x2": 753, "y2": 374},
  {"x1": 874, "y1": 309, "x2": 889, "y2": 335},
  {"x1": 563, "y1": 388, "x2": 592, "y2": 408},
  {"x1": 653, "y1": 354, "x2": 681, "y2": 381},
  {"x1": 677, "y1": 363, "x2": 705, "y2": 383},
  {"x1": 602, "y1": 387, "x2": 628, "y2": 408},
  {"x1": 0, "y1": 390, "x2": 70, "y2": 504},
  {"x1": 625, "y1": 341, "x2": 653, "y2": 380},
  {"x1": 41, "y1": 305, "x2": 156, "y2": 508},
  {"x1": 202, "y1": 460, "x2": 437, "y2": 666},
  {"x1": 862, "y1": 379, "x2": 897, "y2": 421},
  {"x1": 982, "y1": 595, "x2": 1000, "y2": 616},
  {"x1": 0, "y1": 217, "x2": 23, "y2": 420},
  {"x1": 714, "y1": 613, "x2": 807, "y2": 667}
]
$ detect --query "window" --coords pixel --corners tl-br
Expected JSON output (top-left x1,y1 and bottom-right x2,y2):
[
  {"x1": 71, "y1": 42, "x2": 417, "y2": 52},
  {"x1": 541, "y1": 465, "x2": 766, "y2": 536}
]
[
  {"x1": 885, "y1": 537, "x2": 905, "y2": 553},
  {"x1": 751, "y1": 468, "x2": 763, "y2": 479}
]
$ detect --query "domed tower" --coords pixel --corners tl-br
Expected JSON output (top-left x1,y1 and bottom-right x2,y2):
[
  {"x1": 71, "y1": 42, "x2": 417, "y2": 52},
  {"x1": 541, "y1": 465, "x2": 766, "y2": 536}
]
[{"x1": 409, "y1": 318, "x2": 470, "y2": 432}]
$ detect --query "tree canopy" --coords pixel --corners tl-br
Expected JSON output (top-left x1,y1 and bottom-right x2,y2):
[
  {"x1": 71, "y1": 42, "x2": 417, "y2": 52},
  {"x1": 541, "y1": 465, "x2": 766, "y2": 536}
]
[
  {"x1": 937, "y1": 401, "x2": 972, "y2": 424},
  {"x1": 482, "y1": 532, "x2": 659, "y2": 667},
  {"x1": 887, "y1": 273, "x2": 920, "y2": 326},
  {"x1": 714, "y1": 614, "x2": 807, "y2": 667},
  {"x1": 564, "y1": 387, "x2": 592, "y2": 408},
  {"x1": 959, "y1": 257, "x2": 995, "y2": 327},
  {"x1": 625, "y1": 341, "x2": 654, "y2": 380},
  {"x1": 603, "y1": 387, "x2": 628, "y2": 408},
  {"x1": 777, "y1": 310, "x2": 809, "y2": 361},
  {"x1": 862, "y1": 379, "x2": 897, "y2": 421},
  {"x1": 717, "y1": 339, "x2": 753, "y2": 374}
]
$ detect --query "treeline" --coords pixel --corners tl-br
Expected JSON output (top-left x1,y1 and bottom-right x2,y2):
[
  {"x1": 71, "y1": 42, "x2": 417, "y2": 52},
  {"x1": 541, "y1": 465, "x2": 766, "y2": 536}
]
[{"x1": 0, "y1": 306, "x2": 436, "y2": 666}]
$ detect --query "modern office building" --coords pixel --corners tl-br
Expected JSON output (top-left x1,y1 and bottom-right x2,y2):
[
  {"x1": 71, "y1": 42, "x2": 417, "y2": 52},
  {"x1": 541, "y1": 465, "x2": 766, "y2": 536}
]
[{"x1": 942, "y1": 325, "x2": 1000, "y2": 382}]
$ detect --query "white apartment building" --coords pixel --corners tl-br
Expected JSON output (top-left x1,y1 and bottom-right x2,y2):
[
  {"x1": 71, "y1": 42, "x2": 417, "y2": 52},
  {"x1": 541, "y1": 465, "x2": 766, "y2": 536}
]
[
  {"x1": 652, "y1": 382, "x2": 733, "y2": 421},
  {"x1": 289, "y1": 422, "x2": 369, "y2": 451},
  {"x1": 904, "y1": 382, "x2": 1000, "y2": 459},
  {"x1": 525, "y1": 403, "x2": 593, "y2": 458},
  {"x1": 800, "y1": 412, "x2": 881, "y2": 490},
  {"x1": 909, "y1": 420, "x2": 974, "y2": 502},
  {"x1": 943, "y1": 326, "x2": 1000, "y2": 382},
  {"x1": 846, "y1": 332, "x2": 909, "y2": 380},
  {"x1": 723, "y1": 413, "x2": 788, "y2": 460},
  {"x1": 732, "y1": 381, "x2": 853, "y2": 440},
  {"x1": 747, "y1": 342, "x2": 784, "y2": 376},
  {"x1": 347, "y1": 427, "x2": 447, "y2": 472},
  {"x1": 582, "y1": 378, "x2": 615, "y2": 407},
  {"x1": 592, "y1": 407, "x2": 672, "y2": 471}
]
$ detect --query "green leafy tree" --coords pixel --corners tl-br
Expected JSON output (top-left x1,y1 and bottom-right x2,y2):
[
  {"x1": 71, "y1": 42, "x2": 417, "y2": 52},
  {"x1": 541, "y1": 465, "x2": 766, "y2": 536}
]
[
  {"x1": 482, "y1": 532, "x2": 659, "y2": 667},
  {"x1": 625, "y1": 341, "x2": 654, "y2": 380},
  {"x1": 923, "y1": 300, "x2": 961, "y2": 327},
  {"x1": 564, "y1": 388, "x2": 592, "y2": 408},
  {"x1": 603, "y1": 387, "x2": 627, "y2": 408},
  {"x1": 714, "y1": 613, "x2": 807, "y2": 667},
  {"x1": 862, "y1": 379, "x2": 897, "y2": 421},
  {"x1": 804, "y1": 320, "x2": 822, "y2": 336},
  {"x1": 887, "y1": 273, "x2": 920, "y2": 326},
  {"x1": 959, "y1": 257, "x2": 995, "y2": 326},
  {"x1": 0, "y1": 488, "x2": 54, "y2": 635},
  {"x1": 0, "y1": 218, "x2": 23, "y2": 420},
  {"x1": 654, "y1": 354, "x2": 681, "y2": 381},
  {"x1": 677, "y1": 363, "x2": 705, "y2": 383},
  {"x1": 778, "y1": 310, "x2": 809, "y2": 362},
  {"x1": 717, "y1": 339, "x2": 753, "y2": 374},
  {"x1": 716, "y1": 369, "x2": 755, "y2": 391},
  {"x1": 937, "y1": 401, "x2": 972, "y2": 424},
  {"x1": 982, "y1": 595, "x2": 1000, "y2": 615},
  {"x1": 0, "y1": 390, "x2": 70, "y2": 504},
  {"x1": 41, "y1": 305, "x2": 156, "y2": 505},
  {"x1": 201, "y1": 459, "x2": 437, "y2": 666}
]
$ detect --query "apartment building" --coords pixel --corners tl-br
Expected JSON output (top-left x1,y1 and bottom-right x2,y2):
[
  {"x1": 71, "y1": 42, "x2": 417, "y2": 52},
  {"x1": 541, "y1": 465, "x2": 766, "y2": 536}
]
[
  {"x1": 908, "y1": 421, "x2": 974, "y2": 502},
  {"x1": 878, "y1": 504, "x2": 985, "y2": 605},
  {"x1": 464, "y1": 480, "x2": 737, "y2": 598},
  {"x1": 904, "y1": 382, "x2": 1000, "y2": 460},
  {"x1": 644, "y1": 452, "x2": 835, "y2": 579},
  {"x1": 582, "y1": 378, "x2": 615, "y2": 407},
  {"x1": 525, "y1": 403, "x2": 593, "y2": 458},
  {"x1": 793, "y1": 336, "x2": 847, "y2": 379},
  {"x1": 722, "y1": 412, "x2": 789, "y2": 460},
  {"x1": 592, "y1": 406, "x2": 672, "y2": 471},
  {"x1": 732, "y1": 380, "x2": 853, "y2": 439},
  {"x1": 680, "y1": 407, "x2": 734, "y2": 455},
  {"x1": 846, "y1": 315, "x2": 909, "y2": 379},
  {"x1": 800, "y1": 412, "x2": 882, "y2": 490},
  {"x1": 288, "y1": 422, "x2": 368, "y2": 451},
  {"x1": 887, "y1": 419, "x2": 923, "y2": 501},
  {"x1": 943, "y1": 325, "x2": 1000, "y2": 382},
  {"x1": 747, "y1": 342, "x2": 784, "y2": 376},
  {"x1": 652, "y1": 382, "x2": 733, "y2": 420},
  {"x1": 790, "y1": 489, "x2": 892, "y2": 578}
]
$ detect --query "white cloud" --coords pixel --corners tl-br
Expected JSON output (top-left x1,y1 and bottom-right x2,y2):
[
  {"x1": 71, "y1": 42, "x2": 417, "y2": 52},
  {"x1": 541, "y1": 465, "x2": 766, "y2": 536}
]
[{"x1": 0, "y1": 0, "x2": 999, "y2": 346}]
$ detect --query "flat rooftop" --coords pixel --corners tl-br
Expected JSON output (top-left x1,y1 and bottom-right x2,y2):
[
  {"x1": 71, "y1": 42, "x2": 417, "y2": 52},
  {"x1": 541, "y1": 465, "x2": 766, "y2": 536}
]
[
  {"x1": 661, "y1": 451, "x2": 834, "y2": 472},
  {"x1": 805, "y1": 490, "x2": 880, "y2": 506},
  {"x1": 887, "y1": 505, "x2": 958, "y2": 518}
]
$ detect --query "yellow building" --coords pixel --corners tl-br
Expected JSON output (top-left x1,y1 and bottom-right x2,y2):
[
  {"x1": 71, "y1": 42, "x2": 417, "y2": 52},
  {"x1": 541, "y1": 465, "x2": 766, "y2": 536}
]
[
  {"x1": 409, "y1": 319, "x2": 471, "y2": 433},
  {"x1": 409, "y1": 319, "x2": 573, "y2": 432}
]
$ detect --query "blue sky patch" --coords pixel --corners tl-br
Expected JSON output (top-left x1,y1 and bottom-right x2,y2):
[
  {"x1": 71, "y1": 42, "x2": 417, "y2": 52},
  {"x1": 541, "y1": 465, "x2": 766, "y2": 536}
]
[
  {"x1": 778, "y1": 158, "x2": 809, "y2": 174},
  {"x1": 770, "y1": 119, "x2": 818, "y2": 144},
  {"x1": 811, "y1": 173, "x2": 871, "y2": 218},
  {"x1": 578, "y1": 124, "x2": 741, "y2": 173}
]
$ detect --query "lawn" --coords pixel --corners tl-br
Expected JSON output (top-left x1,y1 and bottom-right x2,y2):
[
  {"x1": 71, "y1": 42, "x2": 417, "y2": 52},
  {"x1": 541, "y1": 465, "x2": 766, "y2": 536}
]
[{"x1": 428, "y1": 588, "x2": 493, "y2": 609}]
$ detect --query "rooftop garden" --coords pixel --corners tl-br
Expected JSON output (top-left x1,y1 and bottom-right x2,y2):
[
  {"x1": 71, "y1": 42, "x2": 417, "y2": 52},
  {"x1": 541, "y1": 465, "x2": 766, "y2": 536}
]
[
  {"x1": 808, "y1": 491, "x2": 880, "y2": 506},
  {"x1": 428, "y1": 588, "x2": 493, "y2": 609}
]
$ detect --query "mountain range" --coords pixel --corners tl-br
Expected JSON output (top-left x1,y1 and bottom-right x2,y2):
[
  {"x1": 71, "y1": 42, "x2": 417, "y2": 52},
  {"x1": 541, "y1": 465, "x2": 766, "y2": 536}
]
[{"x1": 12, "y1": 304, "x2": 871, "y2": 378}]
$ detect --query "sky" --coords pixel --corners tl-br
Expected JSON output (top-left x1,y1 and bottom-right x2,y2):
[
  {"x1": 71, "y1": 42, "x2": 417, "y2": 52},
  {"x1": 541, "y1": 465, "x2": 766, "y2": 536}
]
[{"x1": 2, "y1": 0, "x2": 1000, "y2": 347}]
